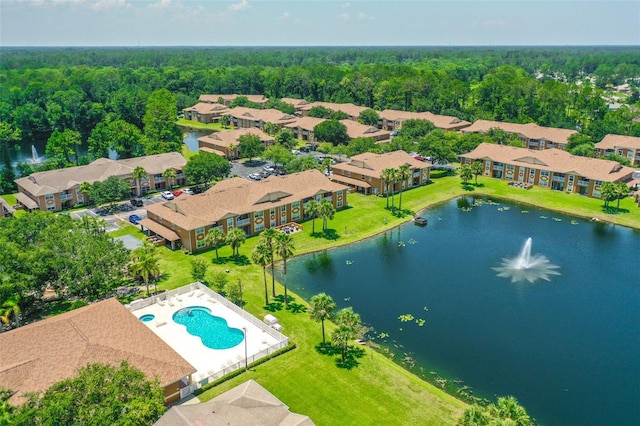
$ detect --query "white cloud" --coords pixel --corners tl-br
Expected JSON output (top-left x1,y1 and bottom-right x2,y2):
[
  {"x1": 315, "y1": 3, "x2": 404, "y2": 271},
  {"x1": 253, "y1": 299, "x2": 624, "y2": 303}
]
[
  {"x1": 357, "y1": 12, "x2": 374, "y2": 21},
  {"x1": 342, "y1": 2, "x2": 351, "y2": 8},
  {"x1": 91, "y1": 0, "x2": 131, "y2": 11},
  {"x1": 228, "y1": 0, "x2": 249, "y2": 12},
  {"x1": 278, "y1": 12, "x2": 290, "y2": 21},
  {"x1": 337, "y1": 13, "x2": 349, "y2": 21}
]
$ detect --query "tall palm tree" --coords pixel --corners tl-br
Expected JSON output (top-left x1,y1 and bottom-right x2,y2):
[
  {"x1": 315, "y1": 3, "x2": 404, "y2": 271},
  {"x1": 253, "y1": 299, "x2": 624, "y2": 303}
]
[
  {"x1": 260, "y1": 228, "x2": 278, "y2": 297},
  {"x1": 615, "y1": 181, "x2": 630, "y2": 209},
  {"x1": 251, "y1": 242, "x2": 273, "y2": 306},
  {"x1": 331, "y1": 324, "x2": 353, "y2": 363},
  {"x1": 318, "y1": 198, "x2": 336, "y2": 231},
  {"x1": 78, "y1": 181, "x2": 92, "y2": 205},
  {"x1": 275, "y1": 232, "x2": 295, "y2": 308},
  {"x1": 305, "y1": 199, "x2": 321, "y2": 234},
  {"x1": 129, "y1": 243, "x2": 160, "y2": 296},
  {"x1": 381, "y1": 168, "x2": 395, "y2": 208},
  {"x1": 205, "y1": 228, "x2": 226, "y2": 259},
  {"x1": 226, "y1": 228, "x2": 246, "y2": 258},
  {"x1": 309, "y1": 293, "x2": 337, "y2": 347},
  {"x1": 0, "y1": 296, "x2": 21, "y2": 329},
  {"x1": 132, "y1": 166, "x2": 147, "y2": 197},
  {"x1": 162, "y1": 168, "x2": 176, "y2": 190},
  {"x1": 397, "y1": 164, "x2": 411, "y2": 211}
]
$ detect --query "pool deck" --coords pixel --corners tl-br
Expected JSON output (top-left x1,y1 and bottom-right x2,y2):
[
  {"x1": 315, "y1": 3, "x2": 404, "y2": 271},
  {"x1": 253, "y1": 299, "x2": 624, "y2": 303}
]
[{"x1": 133, "y1": 291, "x2": 281, "y2": 382}]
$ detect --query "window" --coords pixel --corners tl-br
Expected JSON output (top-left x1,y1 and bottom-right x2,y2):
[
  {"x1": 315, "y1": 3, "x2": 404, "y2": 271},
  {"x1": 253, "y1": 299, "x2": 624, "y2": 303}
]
[
  {"x1": 196, "y1": 227, "x2": 204, "y2": 235},
  {"x1": 196, "y1": 240, "x2": 205, "y2": 249},
  {"x1": 506, "y1": 164, "x2": 515, "y2": 170},
  {"x1": 45, "y1": 194, "x2": 54, "y2": 201},
  {"x1": 227, "y1": 217, "x2": 234, "y2": 229}
]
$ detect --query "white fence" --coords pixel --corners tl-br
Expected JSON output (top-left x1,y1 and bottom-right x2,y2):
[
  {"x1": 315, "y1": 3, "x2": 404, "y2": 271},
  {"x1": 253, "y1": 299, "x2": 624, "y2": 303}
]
[{"x1": 127, "y1": 282, "x2": 290, "y2": 400}]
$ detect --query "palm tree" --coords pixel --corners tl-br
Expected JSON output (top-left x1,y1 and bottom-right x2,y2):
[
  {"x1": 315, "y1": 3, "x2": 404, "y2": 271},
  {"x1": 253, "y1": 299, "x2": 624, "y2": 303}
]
[
  {"x1": 275, "y1": 232, "x2": 295, "y2": 308},
  {"x1": 0, "y1": 296, "x2": 21, "y2": 329},
  {"x1": 305, "y1": 199, "x2": 321, "y2": 234},
  {"x1": 129, "y1": 243, "x2": 160, "y2": 296},
  {"x1": 331, "y1": 324, "x2": 353, "y2": 363},
  {"x1": 600, "y1": 181, "x2": 617, "y2": 209},
  {"x1": 78, "y1": 181, "x2": 92, "y2": 205},
  {"x1": 460, "y1": 165, "x2": 473, "y2": 185},
  {"x1": 251, "y1": 241, "x2": 273, "y2": 306},
  {"x1": 381, "y1": 168, "x2": 395, "y2": 208},
  {"x1": 205, "y1": 228, "x2": 226, "y2": 259},
  {"x1": 309, "y1": 293, "x2": 337, "y2": 347},
  {"x1": 162, "y1": 168, "x2": 176, "y2": 190},
  {"x1": 318, "y1": 198, "x2": 336, "y2": 232},
  {"x1": 132, "y1": 166, "x2": 147, "y2": 197},
  {"x1": 260, "y1": 228, "x2": 278, "y2": 297},
  {"x1": 488, "y1": 396, "x2": 532, "y2": 426},
  {"x1": 471, "y1": 161, "x2": 484, "y2": 185},
  {"x1": 322, "y1": 157, "x2": 333, "y2": 175},
  {"x1": 397, "y1": 164, "x2": 410, "y2": 211},
  {"x1": 226, "y1": 228, "x2": 246, "y2": 258}
]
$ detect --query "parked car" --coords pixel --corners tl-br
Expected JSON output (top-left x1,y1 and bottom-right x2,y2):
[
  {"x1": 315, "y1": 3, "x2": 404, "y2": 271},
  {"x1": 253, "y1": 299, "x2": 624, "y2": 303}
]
[
  {"x1": 172, "y1": 189, "x2": 183, "y2": 197},
  {"x1": 161, "y1": 190, "x2": 175, "y2": 200},
  {"x1": 130, "y1": 197, "x2": 144, "y2": 207},
  {"x1": 262, "y1": 165, "x2": 275, "y2": 173},
  {"x1": 248, "y1": 172, "x2": 263, "y2": 181},
  {"x1": 128, "y1": 214, "x2": 142, "y2": 225},
  {"x1": 182, "y1": 188, "x2": 194, "y2": 195},
  {"x1": 412, "y1": 154, "x2": 427, "y2": 162},
  {"x1": 291, "y1": 149, "x2": 301, "y2": 155}
]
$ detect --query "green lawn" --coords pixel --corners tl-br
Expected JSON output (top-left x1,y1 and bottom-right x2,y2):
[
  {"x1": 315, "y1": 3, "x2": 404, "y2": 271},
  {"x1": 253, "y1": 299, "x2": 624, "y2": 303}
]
[
  {"x1": 177, "y1": 119, "x2": 223, "y2": 131},
  {"x1": 128, "y1": 174, "x2": 638, "y2": 424}
]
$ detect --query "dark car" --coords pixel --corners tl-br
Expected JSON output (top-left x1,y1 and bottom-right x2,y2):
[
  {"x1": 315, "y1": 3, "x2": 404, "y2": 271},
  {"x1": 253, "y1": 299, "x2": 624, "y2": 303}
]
[
  {"x1": 128, "y1": 214, "x2": 142, "y2": 225},
  {"x1": 130, "y1": 198, "x2": 144, "y2": 207}
]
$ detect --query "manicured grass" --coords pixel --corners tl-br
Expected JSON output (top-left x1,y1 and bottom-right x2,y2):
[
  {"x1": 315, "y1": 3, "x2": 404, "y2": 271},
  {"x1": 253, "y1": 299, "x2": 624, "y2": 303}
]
[
  {"x1": 124, "y1": 174, "x2": 639, "y2": 424},
  {"x1": 177, "y1": 119, "x2": 223, "y2": 131},
  {"x1": 1, "y1": 194, "x2": 17, "y2": 206}
]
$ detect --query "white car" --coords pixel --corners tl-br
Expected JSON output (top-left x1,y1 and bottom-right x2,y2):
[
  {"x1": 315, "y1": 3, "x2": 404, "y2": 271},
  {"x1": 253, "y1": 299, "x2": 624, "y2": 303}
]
[
  {"x1": 161, "y1": 190, "x2": 175, "y2": 200},
  {"x1": 182, "y1": 188, "x2": 194, "y2": 195}
]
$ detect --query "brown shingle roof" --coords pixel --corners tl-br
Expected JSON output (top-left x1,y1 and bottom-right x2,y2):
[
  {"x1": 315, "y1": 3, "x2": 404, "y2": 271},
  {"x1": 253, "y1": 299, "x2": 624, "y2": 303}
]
[
  {"x1": 182, "y1": 102, "x2": 230, "y2": 115},
  {"x1": 155, "y1": 379, "x2": 314, "y2": 426},
  {"x1": 284, "y1": 116, "x2": 326, "y2": 131},
  {"x1": 378, "y1": 109, "x2": 471, "y2": 130},
  {"x1": 463, "y1": 143, "x2": 635, "y2": 182},
  {"x1": 198, "y1": 128, "x2": 273, "y2": 149},
  {"x1": 228, "y1": 107, "x2": 297, "y2": 125},
  {"x1": 339, "y1": 119, "x2": 390, "y2": 140},
  {"x1": 15, "y1": 153, "x2": 187, "y2": 197},
  {"x1": 147, "y1": 170, "x2": 347, "y2": 231},
  {"x1": 463, "y1": 120, "x2": 577, "y2": 144},
  {"x1": 0, "y1": 299, "x2": 195, "y2": 405},
  {"x1": 333, "y1": 151, "x2": 428, "y2": 178},
  {"x1": 595, "y1": 134, "x2": 640, "y2": 150}
]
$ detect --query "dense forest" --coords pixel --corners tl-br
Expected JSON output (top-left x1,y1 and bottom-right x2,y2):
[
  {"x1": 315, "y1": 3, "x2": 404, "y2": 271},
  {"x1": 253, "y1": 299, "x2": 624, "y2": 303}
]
[{"x1": 1, "y1": 46, "x2": 639, "y2": 192}]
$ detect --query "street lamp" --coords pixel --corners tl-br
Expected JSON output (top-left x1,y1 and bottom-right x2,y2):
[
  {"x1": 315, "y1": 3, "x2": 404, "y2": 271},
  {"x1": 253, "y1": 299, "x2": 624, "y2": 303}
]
[{"x1": 243, "y1": 327, "x2": 248, "y2": 371}]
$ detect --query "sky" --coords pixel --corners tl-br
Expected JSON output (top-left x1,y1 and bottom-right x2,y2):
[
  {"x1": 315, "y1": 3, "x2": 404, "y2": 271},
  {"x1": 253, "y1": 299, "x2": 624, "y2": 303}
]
[{"x1": 1, "y1": 0, "x2": 639, "y2": 47}]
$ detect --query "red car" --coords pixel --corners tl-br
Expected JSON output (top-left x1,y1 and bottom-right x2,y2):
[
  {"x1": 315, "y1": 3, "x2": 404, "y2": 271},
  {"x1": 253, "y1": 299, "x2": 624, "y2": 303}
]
[
  {"x1": 412, "y1": 154, "x2": 427, "y2": 162},
  {"x1": 172, "y1": 190, "x2": 183, "y2": 197}
]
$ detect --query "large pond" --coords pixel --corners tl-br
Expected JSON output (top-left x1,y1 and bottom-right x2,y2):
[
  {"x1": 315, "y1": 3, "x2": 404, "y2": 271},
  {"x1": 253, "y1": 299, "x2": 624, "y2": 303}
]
[{"x1": 283, "y1": 197, "x2": 640, "y2": 426}]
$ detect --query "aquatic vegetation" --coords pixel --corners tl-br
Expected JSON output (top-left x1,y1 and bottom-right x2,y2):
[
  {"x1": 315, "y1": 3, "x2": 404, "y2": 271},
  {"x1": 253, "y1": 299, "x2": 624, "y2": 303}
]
[{"x1": 398, "y1": 314, "x2": 414, "y2": 322}]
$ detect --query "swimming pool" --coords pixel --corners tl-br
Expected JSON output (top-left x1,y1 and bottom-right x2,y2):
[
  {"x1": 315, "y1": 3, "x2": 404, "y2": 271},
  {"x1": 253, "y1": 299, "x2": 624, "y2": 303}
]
[
  {"x1": 139, "y1": 314, "x2": 155, "y2": 322},
  {"x1": 172, "y1": 306, "x2": 244, "y2": 350}
]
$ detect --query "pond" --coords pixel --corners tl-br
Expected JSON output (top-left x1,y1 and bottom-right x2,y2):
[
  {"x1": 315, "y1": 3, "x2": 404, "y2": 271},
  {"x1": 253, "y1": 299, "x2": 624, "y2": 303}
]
[
  {"x1": 283, "y1": 197, "x2": 640, "y2": 426},
  {"x1": 181, "y1": 128, "x2": 212, "y2": 152}
]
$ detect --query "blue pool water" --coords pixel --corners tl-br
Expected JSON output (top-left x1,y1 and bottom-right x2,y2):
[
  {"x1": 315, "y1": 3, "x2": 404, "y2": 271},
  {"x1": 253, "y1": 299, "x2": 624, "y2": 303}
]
[
  {"x1": 172, "y1": 306, "x2": 244, "y2": 350},
  {"x1": 139, "y1": 314, "x2": 155, "y2": 322}
]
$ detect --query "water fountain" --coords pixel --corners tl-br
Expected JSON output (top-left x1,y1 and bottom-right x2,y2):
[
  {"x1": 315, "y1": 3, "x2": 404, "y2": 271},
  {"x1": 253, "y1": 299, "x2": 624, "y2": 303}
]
[
  {"x1": 493, "y1": 237, "x2": 560, "y2": 283},
  {"x1": 30, "y1": 145, "x2": 42, "y2": 164}
]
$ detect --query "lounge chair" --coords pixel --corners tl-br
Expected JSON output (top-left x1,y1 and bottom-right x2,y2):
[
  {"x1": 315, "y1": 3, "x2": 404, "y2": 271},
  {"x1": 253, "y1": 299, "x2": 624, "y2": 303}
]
[{"x1": 168, "y1": 299, "x2": 175, "y2": 307}]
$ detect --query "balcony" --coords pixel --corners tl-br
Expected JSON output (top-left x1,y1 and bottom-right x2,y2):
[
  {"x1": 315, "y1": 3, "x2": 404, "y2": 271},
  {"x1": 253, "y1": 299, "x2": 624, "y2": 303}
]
[
  {"x1": 552, "y1": 176, "x2": 565, "y2": 183},
  {"x1": 577, "y1": 180, "x2": 590, "y2": 186},
  {"x1": 492, "y1": 166, "x2": 504, "y2": 171},
  {"x1": 236, "y1": 218, "x2": 251, "y2": 226},
  {"x1": 60, "y1": 194, "x2": 73, "y2": 201}
]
